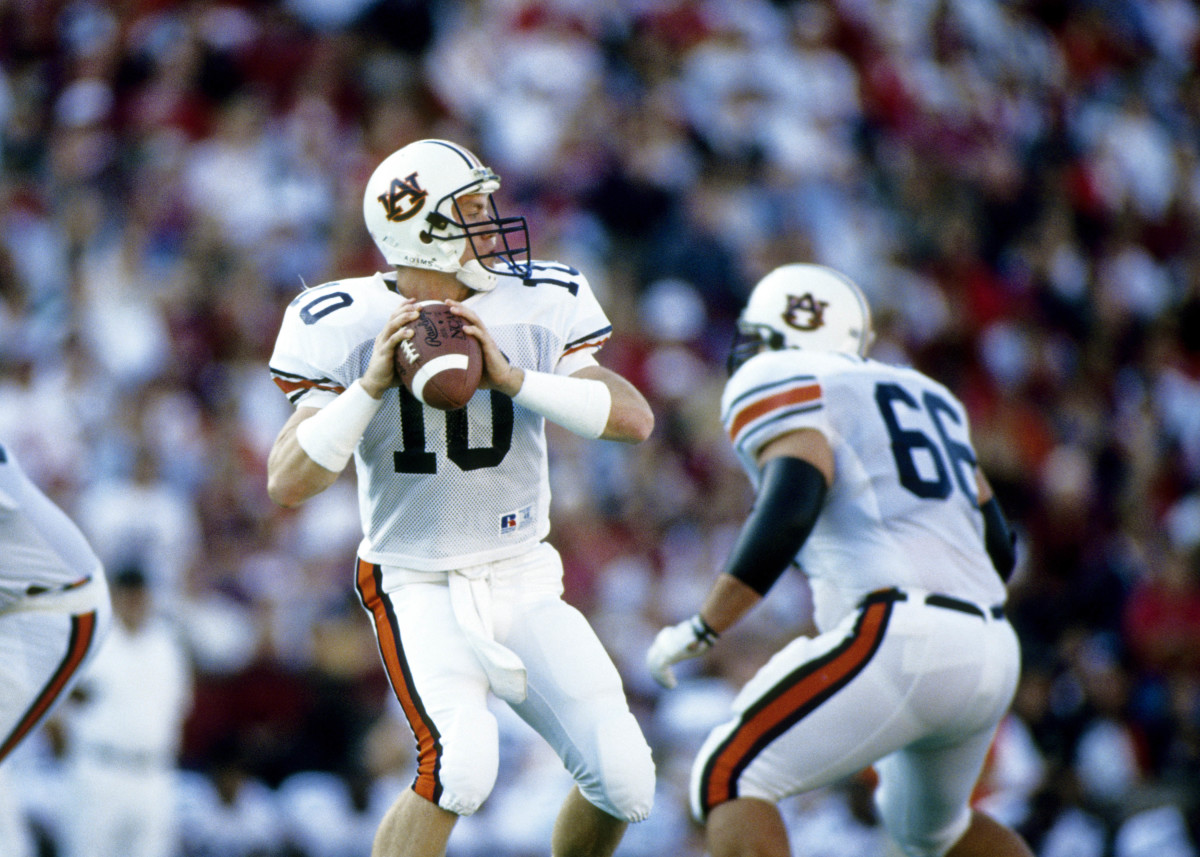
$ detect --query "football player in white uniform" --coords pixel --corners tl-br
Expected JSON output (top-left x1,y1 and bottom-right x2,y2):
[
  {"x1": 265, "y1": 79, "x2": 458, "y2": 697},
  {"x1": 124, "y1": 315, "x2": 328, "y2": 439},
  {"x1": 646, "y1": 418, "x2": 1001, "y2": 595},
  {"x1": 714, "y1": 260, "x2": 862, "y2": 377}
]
[
  {"x1": 1, "y1": 441, "x2": 110, "y2": 857},
  {"x1": 267, "y1": 139, "x2": 655, "y2": 857},
  {"x1": 1, "y1": 440, "x2": 110, "y2": 768},
  {"x1": 646, "y1": 264, "x2": 1033, "y2": 857}
]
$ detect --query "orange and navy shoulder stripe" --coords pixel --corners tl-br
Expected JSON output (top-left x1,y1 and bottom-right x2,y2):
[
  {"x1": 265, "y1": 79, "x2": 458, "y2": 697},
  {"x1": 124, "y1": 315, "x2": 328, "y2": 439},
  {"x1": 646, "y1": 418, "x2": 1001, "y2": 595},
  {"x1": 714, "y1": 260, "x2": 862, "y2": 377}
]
[
  {"x1": 696, "y1": 594, "x2": 896, "y2": 817},
  {"x1": 269, "y1": 367, "x2": 346, "y2": 405},
  {"x1": 0, "y1": 610, "x2": 100, "y2": 764},
  {"x1": 562, "y1": 325, "x2": 612, "y2": 359},
  {"x1": 355, "y1": 559, "x2": 444, "y2": 806},
  {"x1": 724, "y1": 374, "x2": 823, "y2": 448}
]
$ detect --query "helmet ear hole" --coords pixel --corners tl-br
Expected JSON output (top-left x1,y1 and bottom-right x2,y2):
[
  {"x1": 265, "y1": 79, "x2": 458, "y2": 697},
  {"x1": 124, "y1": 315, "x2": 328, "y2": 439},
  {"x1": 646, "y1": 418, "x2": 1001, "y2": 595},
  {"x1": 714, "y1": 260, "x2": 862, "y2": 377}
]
[{"x1": 421, "y1": 212, "x2": 451, "y2": 244}]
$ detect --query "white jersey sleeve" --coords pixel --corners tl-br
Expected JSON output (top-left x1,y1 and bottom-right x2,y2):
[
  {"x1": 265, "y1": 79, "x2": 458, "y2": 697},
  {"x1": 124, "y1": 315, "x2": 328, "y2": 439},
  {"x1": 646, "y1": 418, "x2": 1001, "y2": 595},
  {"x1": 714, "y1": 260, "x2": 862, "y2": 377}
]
[
  {"x1": 523, "y1": 261, "x2": 611, "y2": 376},
  {"x1": 721, "y1": 351, "x2": 1007, "y2": 630},
  {"x1": 269, "y1": 273, "x2": 402, "y2": 409},
  {"x1": 0, "y1": 442, "x2": 104, "y2": 602},
  {"x1": 268, "y1": 263, "x2": 613, "y2": 572}
]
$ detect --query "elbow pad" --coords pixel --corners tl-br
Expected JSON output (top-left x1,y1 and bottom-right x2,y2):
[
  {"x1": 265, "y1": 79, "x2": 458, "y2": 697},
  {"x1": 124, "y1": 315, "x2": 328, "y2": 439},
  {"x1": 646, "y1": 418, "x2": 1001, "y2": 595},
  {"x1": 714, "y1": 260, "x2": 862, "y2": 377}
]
[
  {"x1": 725, "y1": 457, "x2": 828, "y2": 596},
  {"x1": 981, "y1": 497, "x2": 1017, "y2": 582}
]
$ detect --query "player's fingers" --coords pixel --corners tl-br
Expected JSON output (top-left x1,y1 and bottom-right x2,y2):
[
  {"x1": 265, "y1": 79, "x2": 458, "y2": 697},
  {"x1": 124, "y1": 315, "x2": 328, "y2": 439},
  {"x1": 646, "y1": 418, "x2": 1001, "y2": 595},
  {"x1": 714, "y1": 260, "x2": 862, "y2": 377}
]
[
  {"x1": 458, "y1": 322, "x2": 499, "y2": 356},
  {"x1": 447, "y1": 302, "x2": 494, "y2": 337},
  {"x1": 381, "y1": 330, "x2": 407, "y2": 354},
  {"x1": 444, "y1": 299, "x2": 475, "y2": 321},
  {"x1": 374, "y1": 325, "x2": 404, "y2": 352},
  {"x1": 386, "y1": 299, "x2": 418, "y2": 323},
  {"x1": 394, "y1": 309, "x2": 421, "y2": 332},
  {"x1": 650, "y1": 665, "x2": 677, "y2": 690},
  {"x1": 380, "y1": 312, "x2": 418, "y2": 344}
]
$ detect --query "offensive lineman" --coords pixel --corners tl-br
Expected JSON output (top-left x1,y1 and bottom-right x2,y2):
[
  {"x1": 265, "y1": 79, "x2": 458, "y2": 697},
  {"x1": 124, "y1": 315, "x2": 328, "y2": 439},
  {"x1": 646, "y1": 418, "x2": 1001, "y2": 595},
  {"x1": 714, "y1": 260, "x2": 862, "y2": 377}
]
[
  {"x1": 646, "y1": 264, "x2": 1033, "y2": 857},
  {"x1": 266, "y1": 139, "x2": 655, "y2": 857}
]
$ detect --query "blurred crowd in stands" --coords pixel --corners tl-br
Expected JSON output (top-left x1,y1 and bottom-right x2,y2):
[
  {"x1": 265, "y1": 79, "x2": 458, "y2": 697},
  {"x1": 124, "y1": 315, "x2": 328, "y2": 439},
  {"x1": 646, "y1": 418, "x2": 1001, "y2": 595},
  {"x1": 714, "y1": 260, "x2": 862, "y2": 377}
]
[{"x1": 2, "y1": 0, "x2": 1199, "y2": 855}]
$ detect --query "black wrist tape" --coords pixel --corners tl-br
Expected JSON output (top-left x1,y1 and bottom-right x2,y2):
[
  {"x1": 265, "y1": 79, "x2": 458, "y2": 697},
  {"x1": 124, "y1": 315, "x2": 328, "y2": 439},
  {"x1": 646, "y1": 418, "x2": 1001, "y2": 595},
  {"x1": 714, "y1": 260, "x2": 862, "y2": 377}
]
[{"x1": 691, "y1": 614, "x2": 719, "y2": 645}]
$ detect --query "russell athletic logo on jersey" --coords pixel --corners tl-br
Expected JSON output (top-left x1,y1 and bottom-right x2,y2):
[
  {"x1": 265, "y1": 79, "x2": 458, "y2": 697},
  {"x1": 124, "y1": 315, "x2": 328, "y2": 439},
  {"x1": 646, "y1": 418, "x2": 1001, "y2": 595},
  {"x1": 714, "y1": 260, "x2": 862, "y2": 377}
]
[
  {"x1": 378, "y1": 172, "x2": 428, "y2": 222},
  {"x1": 783, "y1": 292, "x2": 828, "y2": 331},
  {"x1": 500, "y1": 505, "x2": 535, "y2": 536}
]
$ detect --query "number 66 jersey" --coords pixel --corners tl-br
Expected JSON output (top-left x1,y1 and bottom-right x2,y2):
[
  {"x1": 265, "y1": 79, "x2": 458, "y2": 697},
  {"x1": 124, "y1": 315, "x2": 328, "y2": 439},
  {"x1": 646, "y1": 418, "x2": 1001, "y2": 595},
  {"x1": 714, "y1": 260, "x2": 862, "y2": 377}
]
[
  {"x1": 269, "y1": 265, "x2": 612, "y2": 571},
  {"x1": 721, "y1": 349, "x2": 1007, "y2": 633}
]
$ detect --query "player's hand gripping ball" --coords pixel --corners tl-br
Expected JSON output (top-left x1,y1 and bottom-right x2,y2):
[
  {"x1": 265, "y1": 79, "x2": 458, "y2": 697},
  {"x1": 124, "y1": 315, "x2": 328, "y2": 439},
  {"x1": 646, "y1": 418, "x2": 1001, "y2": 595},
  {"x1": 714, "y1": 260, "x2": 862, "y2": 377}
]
[{"x1": 394, "y1": 301, "x2": 482, "y2": 410}]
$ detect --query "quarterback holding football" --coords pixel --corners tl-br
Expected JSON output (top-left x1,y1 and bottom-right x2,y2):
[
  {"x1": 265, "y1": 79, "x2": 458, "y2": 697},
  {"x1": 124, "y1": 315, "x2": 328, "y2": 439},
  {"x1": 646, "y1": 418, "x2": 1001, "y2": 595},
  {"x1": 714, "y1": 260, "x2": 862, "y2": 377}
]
[{"x1": 267, "y1": 139, "x2": 655, "y2": 857}]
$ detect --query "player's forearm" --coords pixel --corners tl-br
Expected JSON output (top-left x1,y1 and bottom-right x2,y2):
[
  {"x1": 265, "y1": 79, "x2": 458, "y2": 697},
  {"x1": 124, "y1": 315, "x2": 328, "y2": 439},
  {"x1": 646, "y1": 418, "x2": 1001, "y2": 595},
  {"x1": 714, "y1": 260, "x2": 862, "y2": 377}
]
[
  {"x1": 267, "y1": 430, "x2": 340, "y2": 507},
  {"x1": 698, "y1": 574, "x2": 764, "y2": 635},
  {"x1": 267, "y1": 399, "x2": 376, "y2": 507},
  {"x1": 507, "y1": 365, "x2": 652, "y2": 443},
  {"x1": 574, "y1": 366, "x2": 654, "y2": 444}
]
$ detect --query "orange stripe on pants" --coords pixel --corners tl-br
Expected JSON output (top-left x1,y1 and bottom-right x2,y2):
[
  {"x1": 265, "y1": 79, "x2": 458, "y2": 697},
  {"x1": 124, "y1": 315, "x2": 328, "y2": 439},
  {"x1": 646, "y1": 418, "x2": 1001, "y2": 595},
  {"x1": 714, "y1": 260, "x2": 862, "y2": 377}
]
[
  {"x1": 356, "y1": 559, "x2": 444, "y2": 805},
  {"x1": 0, "y1": 611, "x2": 98, "y2": 763},
  {"x1": 700, "y1": 600, "x2": 892, "y2": 814}
]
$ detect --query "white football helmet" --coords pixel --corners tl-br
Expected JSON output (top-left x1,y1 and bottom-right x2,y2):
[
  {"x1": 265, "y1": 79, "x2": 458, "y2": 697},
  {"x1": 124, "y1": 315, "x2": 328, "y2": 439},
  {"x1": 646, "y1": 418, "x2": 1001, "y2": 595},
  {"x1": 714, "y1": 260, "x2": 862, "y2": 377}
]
[
  {"x1": 728, "y1": 263, "x2": 874, "y2": 372},
  {"x1": 362, "y1": 139, "x2": 531, "y2": 292}
]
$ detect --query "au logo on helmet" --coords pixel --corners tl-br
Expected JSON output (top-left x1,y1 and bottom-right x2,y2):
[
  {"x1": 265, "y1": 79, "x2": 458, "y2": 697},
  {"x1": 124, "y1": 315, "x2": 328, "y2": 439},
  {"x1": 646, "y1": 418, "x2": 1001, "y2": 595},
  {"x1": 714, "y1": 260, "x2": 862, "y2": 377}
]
[
  {"x1": 378, "y1": 172, "x2": 428, "y2": 222},
  {"x1": 783, "y1": 292, "x2": 828, "y2": 331}
]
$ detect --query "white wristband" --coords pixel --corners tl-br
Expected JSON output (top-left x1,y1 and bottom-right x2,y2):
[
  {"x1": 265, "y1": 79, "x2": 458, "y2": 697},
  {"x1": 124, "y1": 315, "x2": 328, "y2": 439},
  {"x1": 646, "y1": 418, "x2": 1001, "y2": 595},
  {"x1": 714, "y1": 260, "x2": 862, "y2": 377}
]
[
  {"x1": 512, "y1": 370, "x2": 612, "y2": 439},
  {"x1": 295, "y1": 380, "x2": 384, "y2": 472}
]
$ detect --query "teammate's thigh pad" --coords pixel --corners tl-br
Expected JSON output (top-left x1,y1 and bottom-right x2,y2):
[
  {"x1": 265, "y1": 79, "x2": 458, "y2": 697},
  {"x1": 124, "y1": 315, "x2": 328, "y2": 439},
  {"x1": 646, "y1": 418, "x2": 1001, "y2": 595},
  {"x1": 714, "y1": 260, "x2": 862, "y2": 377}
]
[
  {"x1": 875, "y1": 797, "x2": 970, "y2": 857},
  {"x1": 873, "y1": 737, "x2": 985, "y2": 857}
]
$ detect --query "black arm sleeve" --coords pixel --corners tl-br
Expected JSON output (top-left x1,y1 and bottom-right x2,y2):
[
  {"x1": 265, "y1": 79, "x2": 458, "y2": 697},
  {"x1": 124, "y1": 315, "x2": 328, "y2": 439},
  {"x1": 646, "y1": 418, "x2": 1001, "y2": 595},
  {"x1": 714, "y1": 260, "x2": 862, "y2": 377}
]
[
  {"x1": 981, "y1": 497, "x2": 1017, "y2": 582},
  {"x1": 724, "y1": 457, "x2": 828, "y2": 596}
]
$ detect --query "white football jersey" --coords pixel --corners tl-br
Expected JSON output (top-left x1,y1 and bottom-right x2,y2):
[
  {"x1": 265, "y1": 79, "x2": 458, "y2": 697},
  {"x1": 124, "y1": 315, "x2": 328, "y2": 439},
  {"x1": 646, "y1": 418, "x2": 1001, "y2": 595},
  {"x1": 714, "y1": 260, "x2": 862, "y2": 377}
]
[
  {"x1": 0, "y1": 442, "x2": 104, "y2": 600},
  {"x1": 721, "y1": 350, "x2": 1007, "y2": 631},
  {"x1": 269, "y1": 263, "x2": 612, "y2": 571}
]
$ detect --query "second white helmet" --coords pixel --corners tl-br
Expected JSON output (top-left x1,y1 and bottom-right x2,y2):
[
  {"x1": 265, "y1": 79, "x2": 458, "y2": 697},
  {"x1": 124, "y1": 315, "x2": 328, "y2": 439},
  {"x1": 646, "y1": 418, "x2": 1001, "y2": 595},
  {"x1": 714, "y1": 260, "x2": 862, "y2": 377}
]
[
  {"x1": 362, "y1": 139, "x2": 531, "y2": 292},
  {"x1": 729, "y1": 264, "x2": 875, "y2": 371}
]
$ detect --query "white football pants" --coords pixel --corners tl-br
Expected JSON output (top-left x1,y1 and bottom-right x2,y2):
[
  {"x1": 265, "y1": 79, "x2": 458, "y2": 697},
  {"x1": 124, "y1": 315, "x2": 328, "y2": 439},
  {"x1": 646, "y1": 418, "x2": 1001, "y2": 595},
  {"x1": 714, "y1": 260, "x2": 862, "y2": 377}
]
[{"x1": 357, "y1": 542, "x2": 655, "y2": 821}]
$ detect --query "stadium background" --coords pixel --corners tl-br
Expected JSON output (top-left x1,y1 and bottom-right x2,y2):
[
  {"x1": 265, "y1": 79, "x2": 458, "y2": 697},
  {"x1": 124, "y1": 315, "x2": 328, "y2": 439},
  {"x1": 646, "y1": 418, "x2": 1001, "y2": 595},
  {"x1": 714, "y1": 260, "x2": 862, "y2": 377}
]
[{"x1": 1, "y1": 0, "x2": 1199, "y2": 854}]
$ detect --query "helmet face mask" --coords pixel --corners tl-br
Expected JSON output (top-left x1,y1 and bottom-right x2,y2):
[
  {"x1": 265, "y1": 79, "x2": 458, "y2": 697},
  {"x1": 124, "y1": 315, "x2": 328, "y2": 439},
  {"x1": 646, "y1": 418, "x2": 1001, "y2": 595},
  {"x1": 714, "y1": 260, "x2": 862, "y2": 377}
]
[
  {"x1": 364, "y1": 140, "x2": 531, "y2": 291},
  {"x1": 427, "y1": 187, "x2": 531, "y2": 277},
  {"x1": 727, "y1": 323, "x2": 786, "y2": 375},
  {"x1": 728, "y1": 264, "x2": 874, "y2": 374}
]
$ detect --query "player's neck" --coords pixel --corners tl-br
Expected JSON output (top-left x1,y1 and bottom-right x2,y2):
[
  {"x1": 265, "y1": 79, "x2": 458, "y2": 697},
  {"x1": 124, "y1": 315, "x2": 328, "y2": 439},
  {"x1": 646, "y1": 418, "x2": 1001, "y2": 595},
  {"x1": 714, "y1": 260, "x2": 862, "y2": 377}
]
[{"x1": 392, "y1": 266, "x2": 472, "y2": 303}]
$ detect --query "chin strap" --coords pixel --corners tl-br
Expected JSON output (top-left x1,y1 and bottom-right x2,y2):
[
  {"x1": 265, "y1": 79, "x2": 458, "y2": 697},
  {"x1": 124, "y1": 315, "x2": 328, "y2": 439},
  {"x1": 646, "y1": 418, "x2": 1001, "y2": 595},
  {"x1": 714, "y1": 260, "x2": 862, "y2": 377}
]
[{"x1": 456, "y1": 259, "x2": 497, "y2": 292}]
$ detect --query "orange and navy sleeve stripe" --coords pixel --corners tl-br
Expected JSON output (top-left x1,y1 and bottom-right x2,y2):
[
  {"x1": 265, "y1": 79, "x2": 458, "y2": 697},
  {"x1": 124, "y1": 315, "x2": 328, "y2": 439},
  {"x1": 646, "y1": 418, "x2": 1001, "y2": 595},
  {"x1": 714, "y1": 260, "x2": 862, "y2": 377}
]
[
  {"x1": 695, "y1": 595, "x2": 895, "y2": 817},
  {"x1": 355, "y1": 559, "x2": 444, "y2": 806},
  {"x1": 562, "y1": 325, "x2": 612, "y2": 358},
  {"x1": 0, "y1": 611, "x2": 100, "y2": 764},
  {"x1": 724, "y1": 375, "x2": 823, "y2": 449},
  {"x1": 269, "y1": 367, "x2": 346, "y2": 405}
]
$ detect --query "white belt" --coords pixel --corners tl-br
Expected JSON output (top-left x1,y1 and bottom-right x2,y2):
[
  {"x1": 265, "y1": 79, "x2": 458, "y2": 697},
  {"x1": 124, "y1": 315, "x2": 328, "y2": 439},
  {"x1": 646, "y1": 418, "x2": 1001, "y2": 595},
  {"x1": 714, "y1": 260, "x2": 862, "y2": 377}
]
[
  {"x1": 447, "y1": 567, "x2": 528, "y2": 704},
  {"x1": 0, "y1": 572, "x2": 106, "y2": 617}
]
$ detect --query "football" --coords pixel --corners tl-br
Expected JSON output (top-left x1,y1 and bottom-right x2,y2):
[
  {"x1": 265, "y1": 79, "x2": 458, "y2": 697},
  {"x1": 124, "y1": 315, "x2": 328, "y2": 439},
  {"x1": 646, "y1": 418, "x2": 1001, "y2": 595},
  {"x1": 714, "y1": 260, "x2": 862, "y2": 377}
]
[{"x1": 394, "y1": 301, "x2": 483, "y2": 410}]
